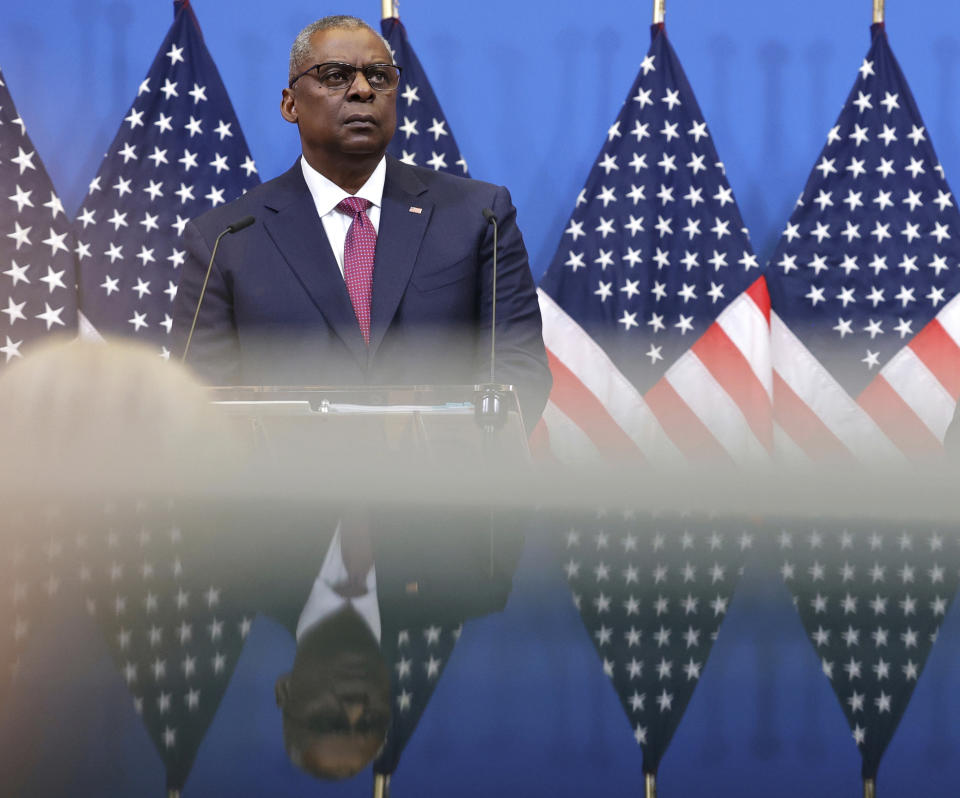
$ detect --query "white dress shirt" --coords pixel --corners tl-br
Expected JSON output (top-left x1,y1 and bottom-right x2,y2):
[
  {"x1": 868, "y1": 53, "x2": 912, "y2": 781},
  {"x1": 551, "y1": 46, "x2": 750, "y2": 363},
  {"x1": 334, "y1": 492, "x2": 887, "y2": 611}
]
[
  {"x1": 299, "y1": 155, "x2": 386, "y2": 277},
  {"x1": 296, "y1": 525, "x2": 381, "y2": 643}
]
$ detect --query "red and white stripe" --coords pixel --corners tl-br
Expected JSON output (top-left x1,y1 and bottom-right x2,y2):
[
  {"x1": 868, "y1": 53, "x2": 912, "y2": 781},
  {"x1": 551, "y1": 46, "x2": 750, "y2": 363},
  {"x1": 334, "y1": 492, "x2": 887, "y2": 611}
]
[
  {"x1": 770, "y1": 295, "x2": 960, "y2": 462},
  {"x1": 537, "y1": 277, "x2": 773, "y2": 465}
]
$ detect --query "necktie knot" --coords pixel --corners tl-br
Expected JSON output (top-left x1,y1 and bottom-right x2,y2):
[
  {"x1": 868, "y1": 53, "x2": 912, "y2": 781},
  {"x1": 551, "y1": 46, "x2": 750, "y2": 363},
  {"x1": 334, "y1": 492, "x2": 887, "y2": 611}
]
[{"x1": 337, "y1": 196, "x2": 373, "y2": 217}]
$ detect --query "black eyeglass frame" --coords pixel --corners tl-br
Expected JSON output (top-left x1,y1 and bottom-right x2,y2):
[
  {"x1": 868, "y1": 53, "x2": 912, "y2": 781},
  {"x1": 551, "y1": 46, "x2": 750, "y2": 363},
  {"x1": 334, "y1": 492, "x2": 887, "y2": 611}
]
[{"x1": 288, "y1": 61, "x2": 403, "y2": 91}]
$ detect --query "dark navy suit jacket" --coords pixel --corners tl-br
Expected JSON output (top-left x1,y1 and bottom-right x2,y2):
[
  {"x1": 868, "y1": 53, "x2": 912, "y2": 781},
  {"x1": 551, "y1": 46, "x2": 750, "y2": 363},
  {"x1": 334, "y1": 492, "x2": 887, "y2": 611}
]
[{"x1": 171, "y1": 157, "x2": 551, "y2": 428}]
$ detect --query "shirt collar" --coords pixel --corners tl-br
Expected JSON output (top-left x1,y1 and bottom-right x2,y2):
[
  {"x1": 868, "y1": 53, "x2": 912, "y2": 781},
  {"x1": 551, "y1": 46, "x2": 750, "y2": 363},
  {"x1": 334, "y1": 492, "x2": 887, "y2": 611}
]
[{"x1": 299, "y1": 155, "x2": 387, "y2": 216}]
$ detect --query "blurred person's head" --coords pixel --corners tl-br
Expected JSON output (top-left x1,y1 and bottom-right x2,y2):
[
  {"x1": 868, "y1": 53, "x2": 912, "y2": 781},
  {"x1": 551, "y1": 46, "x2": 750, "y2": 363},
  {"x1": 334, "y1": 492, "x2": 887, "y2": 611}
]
[
  {"x1": 0, "y1": 339, "x2": 236, "y2": 495},
  {"x1": 275, "y1": 605, "x2": 391, "y2": 779}
]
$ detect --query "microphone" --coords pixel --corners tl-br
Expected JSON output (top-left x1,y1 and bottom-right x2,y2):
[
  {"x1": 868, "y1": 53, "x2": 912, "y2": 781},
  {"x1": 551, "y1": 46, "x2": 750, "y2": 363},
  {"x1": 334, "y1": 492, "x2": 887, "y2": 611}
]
[
  {"x1": 481, "y1": 208, "x2": 498, "y2": 384},
  {"x1": 181, "y1": 215, "x2": 255, "y2": 364},
  {"x1": 476, "y1": 208, "x2": 505, "y2": 433}
]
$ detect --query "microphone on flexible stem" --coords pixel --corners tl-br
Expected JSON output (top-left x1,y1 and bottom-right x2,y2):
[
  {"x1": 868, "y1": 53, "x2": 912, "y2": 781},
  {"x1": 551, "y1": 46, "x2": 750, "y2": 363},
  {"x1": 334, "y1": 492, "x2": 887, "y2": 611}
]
[
  {"x1": 476, "y1": 207, "x2": 505, "y2": 433},
  {"x1": 180, "y1": 215, "x2": 255, "y2": 364}
]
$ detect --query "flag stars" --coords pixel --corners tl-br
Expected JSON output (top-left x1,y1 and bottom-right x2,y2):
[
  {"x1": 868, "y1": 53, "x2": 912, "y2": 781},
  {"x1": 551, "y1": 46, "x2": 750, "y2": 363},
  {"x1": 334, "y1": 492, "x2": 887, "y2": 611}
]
[
  {"x1": 657, "y1": 154, "x2": 677, "y2": 174},
  {"x1": 595, "y1": 217, "x2": 616, "y2": 238},
  {"x1": 11, "y1": 147, "x2": 36, "y2": 174},
  {"x1": 598, "y1": 154, "x2": 619, "y2": 175},
  {"x1": 124, "y1": 108, "x2": 144, "y2": 128},
  {"x1": 848, "y1": 124, "x2": 869, "y2": 146},
  {"x1": 618, "y1": 310, "x2": 639, "y2": 331},
  {"x1": 813, "y1": 190, "x2": 833, "y2": 210},
  {"x1": 908, "y1": 125, "x2": 926, "y2": 146},
  {"x1": 179, "y1": 150, "x2": 199, "y2": 171},
  {"x1": 594, "y1": 281, "x2": 612, "y2": 302},
  {"x1": 660, "y1": 121, "x2": 679, "y2": 142},
  {"x1": 36, "y1": 303, "x2": 65, "y2": 329},
  {"x1": 876, "y1": 158, "x2": 896, "y2": 178},
  {"x1": 878, "y1": 124, "x2": 897, "y2": 146},
  {"x1": 815, "y1": 156, "x2": 837, "y2": 178},
  {"x1": 401, "y1": 84, "x2": 420, "y2": 106},
  {"x1": 931, "y1": 221, "x2": 950, "y2": 243},
  {"x1": 240, "y1": 156, "x2": 258, "y2": 177},
  {"x1": 209, "y1": 153, "x2": 230, "y2": 174},
  {"x1": 905, "y1": 157, "x2": 925, "y2": 178},
  {"x1": 661, "y1": 88, "x2": 681, "y2": 110},
  {"x1": 846, "y1": 157, "x2": 867, "y2": 178},
  {"x1": 154, "y1": 112, "x2": 173, "y2": 133},
  {"x1": 205, "y1": 187, "x2": 226, "y2": 206},
  {"x1": 188, "y1": 83, "x2": 207, "y2": 104},
  {"x1": 39, "y1": 266, "x2": 67, "y2": 292},
  {"x1": 595, "y1": 185, "x2": 617, "y2": 206},
  {"x1": 427, "y1": 118, "x2": 448, "y2": 140}
]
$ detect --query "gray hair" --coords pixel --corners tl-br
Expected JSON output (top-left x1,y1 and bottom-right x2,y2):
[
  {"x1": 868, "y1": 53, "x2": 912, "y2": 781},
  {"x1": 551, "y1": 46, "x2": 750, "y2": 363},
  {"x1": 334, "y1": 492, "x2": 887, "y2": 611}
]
[{"x1": 289, "y1": 15, "x2": 393, "y2": 82}]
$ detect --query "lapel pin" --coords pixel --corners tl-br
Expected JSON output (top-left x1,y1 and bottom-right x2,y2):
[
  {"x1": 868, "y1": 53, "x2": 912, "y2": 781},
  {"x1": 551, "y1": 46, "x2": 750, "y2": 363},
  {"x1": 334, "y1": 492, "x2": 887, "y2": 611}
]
[{"x1": 408, "y1": 206, "x2": 423, "y2": 214}]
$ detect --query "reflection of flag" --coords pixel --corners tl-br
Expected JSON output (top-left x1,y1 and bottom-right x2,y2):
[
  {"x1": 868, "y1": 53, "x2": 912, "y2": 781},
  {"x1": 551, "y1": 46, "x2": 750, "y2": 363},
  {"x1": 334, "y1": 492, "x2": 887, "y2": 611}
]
[
  {"x1": 74, "y1": 0, "x2": 258, "y2": 358},
  {"x1": 767, "y1": 25, "x2": 960, "y2": 461},
  {"x1": 776, "y1": 521, "x2": 958, "y2": 781},
  {"x1": 374, "y1": 621, "x2": 460, "y2": 776},
  {"x1": 562, "y1": 510, "x2": 751, "y2": 776},
  {"x1": 84, "y1": 501, "x2": 251, "y2": 794},
  {"x1": 538, "y1": 24, "x2": 770, "y2": 465},
  {"x1": 0, "y1": 68, "x2": 77, "y2": 367},
  {"x1": 0, "y1": 507, "x2": 73, "y2": 712},
  {"x1": 381, "y1": 17, "x2": 469, "y2": 176}
]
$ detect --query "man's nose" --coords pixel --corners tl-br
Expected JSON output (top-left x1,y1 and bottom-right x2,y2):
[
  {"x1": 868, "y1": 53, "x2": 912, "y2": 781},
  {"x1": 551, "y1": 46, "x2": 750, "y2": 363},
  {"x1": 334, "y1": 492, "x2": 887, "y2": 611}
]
[
  {"x1": 343, "y1": 699, "x2": 366, "y2": 726},
  {"x1": 347, "y1": 70, "x2": 375, "y2": 99}
]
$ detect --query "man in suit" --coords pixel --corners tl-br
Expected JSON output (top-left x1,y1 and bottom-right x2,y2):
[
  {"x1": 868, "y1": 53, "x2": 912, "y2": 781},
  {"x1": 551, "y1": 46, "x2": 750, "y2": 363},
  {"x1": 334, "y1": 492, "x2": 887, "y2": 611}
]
[
  {"x1": 184, "y1": 499, "x2": 523, "y2": 781},
  {"x1": 172, "y1": 14, "x2": 551, "y2": 430}
]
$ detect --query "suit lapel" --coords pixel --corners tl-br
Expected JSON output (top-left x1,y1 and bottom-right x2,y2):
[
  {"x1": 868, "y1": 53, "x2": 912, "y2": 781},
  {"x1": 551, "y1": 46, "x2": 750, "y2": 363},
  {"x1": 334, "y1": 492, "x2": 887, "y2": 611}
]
[
  {"x1": 261, "y1": 164, "x2": 368, "y2": 364},
  {"x1": 369, "y1": 159, "x2": 432, "y2": 358}
]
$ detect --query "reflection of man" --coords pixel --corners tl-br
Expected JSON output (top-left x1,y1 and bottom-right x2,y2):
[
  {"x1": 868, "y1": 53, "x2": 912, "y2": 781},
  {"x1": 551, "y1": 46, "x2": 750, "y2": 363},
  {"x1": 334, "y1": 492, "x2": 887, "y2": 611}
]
[
  {"x1": 172, "y1": 14, "x2": 551, "y2": 429},
  {"x1": 188, "y1": 502, "x2": 523, "y2": 781}
]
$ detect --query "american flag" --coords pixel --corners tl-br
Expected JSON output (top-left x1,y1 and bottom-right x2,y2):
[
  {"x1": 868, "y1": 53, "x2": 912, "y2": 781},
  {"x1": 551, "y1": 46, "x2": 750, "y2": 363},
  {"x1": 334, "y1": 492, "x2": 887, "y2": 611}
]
[
  {"x1": 537, "y1": 24, "x2": 771, "y2": 465},
  {"x1": 0, "y1": 68, "x2": 77, "y2": 367},
  {"x1": 767, "y1": 24, "x2": 960, "y2": 462},
  {"x1": 74, "y1": 0, "x2": 258, "y2": 358},
  {"x1": 561, "y1": 510, "x2": 753, "y2": 776},
  {"x1": 381, "y1": 16, "x2": 469, "y2": 176},
  {"x1": 374, "y1": 621, "x2": 461, "y2": 776},
  {"x1": 82, "y1": 499, "x2": 251, "y2": 794},
  {"x1": 776, "y1": 521, "x2": 958, "y2": 781},
  {"x1": 0, "y1": 505, "x2": 74, "y2": 712}
]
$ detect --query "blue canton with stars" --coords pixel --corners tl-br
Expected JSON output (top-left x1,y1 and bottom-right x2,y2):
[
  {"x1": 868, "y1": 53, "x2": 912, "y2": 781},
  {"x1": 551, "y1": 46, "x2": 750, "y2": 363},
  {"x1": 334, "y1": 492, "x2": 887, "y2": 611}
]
[
  {"x1": 74, "y1": 0, "x2": 259, "y2": 356},
  {"x1": 766, "y1": 25, "x2": 960, "y2": 397},
  {"x1": 0, "y1": 68, "x2": 77, "y2": 366},
  {"x1": 381, "y1": 17, "x2": 469, "y2": 177},
  {"x1": 776, "y1": 521, "x2": 958, "y2": 779},
  {"x1": 539, "y1": 25, "x2": 759, "y2": 394}
]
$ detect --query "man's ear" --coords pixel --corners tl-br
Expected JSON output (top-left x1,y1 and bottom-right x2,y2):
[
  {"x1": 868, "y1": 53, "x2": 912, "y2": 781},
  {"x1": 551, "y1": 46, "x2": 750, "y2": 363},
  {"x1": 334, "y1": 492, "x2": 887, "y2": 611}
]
[
  {"x1": 280, "y1": 88, "x2": 298, "y2": 124},
  {"x1": 275, "y1": 673, "x2": 292, "y2": 707}
]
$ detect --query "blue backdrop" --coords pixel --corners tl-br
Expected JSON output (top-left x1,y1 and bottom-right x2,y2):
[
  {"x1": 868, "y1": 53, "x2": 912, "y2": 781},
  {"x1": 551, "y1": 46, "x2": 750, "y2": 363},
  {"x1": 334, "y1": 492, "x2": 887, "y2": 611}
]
[{"x1": 3, "y1": 1, "x2": 960, "y2": 796}]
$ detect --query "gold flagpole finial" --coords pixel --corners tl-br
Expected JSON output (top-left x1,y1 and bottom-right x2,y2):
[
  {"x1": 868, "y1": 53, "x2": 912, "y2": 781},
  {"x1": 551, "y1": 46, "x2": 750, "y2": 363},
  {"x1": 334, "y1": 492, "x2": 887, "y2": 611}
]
[
  {"x1": 382, "y1": 0, "x2": 399, "y2": 20},
  {"x1": 653, "y1": 0, "x2": 666, "y2": 25},
  {"x1": 645, "y1": 772, "x2": 657, "y2": 798},
  {"x1": 863, "y1": 777, "x2": 876, "y2": 798},
  {"x1": 873, "y1": 0, "x2": 885, "y2": 24}
]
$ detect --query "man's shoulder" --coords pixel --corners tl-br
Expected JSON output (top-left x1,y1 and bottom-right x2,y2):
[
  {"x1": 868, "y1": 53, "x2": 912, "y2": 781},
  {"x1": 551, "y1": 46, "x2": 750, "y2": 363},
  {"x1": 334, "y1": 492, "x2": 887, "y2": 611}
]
[
  {"x1": 189, "y1": 162, "x2": 304, "y2": 234},
  {"x1": 386, "y1": 156, "x2": 503, "y2": 201}
]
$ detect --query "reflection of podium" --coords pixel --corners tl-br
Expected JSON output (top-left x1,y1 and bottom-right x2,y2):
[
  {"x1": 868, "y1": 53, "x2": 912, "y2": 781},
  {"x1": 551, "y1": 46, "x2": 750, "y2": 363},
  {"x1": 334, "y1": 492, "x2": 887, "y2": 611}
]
[{"x1": 209, "y1": 384, "x2": 530, "y2": 464}]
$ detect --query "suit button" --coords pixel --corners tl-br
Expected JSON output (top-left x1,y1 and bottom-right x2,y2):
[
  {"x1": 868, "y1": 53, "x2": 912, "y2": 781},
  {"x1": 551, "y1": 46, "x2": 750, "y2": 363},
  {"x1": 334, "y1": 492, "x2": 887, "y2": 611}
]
[{"x1": 405, "y1": 581, "x2": 419, "y2": 594}]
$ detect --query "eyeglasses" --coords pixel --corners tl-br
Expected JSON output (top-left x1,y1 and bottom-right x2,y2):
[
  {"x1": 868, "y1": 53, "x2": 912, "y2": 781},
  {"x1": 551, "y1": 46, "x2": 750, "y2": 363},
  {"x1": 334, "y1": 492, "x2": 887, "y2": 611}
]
[{"x1": 289, "y1": 62, "x2": 402, "y2": 92}]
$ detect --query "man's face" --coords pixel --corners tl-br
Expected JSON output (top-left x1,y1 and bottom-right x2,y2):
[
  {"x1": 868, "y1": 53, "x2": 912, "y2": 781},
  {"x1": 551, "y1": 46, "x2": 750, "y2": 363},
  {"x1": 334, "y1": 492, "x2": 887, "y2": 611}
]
[
  {"x1": 281, "y1": 27, "x2": 397, "y2": 164},
  {"x1": 276, "y1": 606, "x2": 391, "y2": 780}
]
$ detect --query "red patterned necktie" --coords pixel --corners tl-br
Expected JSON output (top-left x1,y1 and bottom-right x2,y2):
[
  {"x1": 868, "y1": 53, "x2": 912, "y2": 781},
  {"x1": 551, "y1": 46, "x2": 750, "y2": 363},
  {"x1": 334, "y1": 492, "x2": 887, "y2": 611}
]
[{"x1": 336, "y1": 196, "x2": 376, "y2": 344}]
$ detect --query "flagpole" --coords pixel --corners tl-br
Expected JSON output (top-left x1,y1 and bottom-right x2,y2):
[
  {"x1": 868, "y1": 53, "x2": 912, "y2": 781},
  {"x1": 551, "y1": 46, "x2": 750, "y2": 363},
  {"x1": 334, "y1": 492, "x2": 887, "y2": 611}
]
[
  {"x1": 373, "y1": 773, "x2": 391, "y2": 798},
  {"x1": 645, "y1": 771, "x2": 656, "y2": 798},
  {"x1": 652, "y1": 0, "x2": 665, "y2": 24},
  {"x1": 864, "y1": 777, "x2": 876, "y2": 798},
  {"x1": 873, "y1": 0, "x2": 884, "y2": 23},
  {"x1": 382, "y1": 0, "x2": 399, "y2": 20}
]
